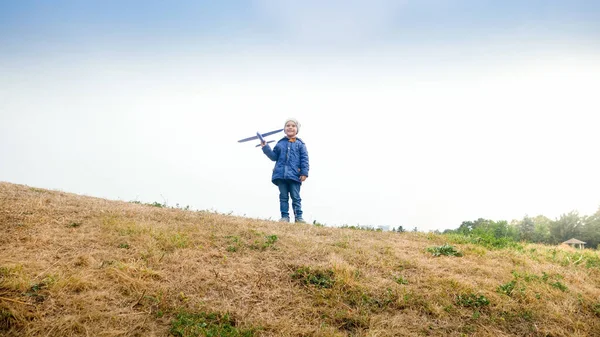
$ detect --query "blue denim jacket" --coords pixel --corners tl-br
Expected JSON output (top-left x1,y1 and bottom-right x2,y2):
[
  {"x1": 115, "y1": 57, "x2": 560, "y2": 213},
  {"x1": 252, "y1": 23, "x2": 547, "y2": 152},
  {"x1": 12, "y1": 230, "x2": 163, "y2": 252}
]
[{"x1": 262, "y1": 137, "x2": 309, "y2": 185}]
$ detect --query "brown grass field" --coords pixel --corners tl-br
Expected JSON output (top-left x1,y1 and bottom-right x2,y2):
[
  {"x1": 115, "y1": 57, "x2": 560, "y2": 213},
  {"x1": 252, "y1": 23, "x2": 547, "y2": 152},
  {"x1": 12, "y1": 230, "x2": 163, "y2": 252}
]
[{"x1": 1, "y1": 181, "x2": 599, "y2": 336}]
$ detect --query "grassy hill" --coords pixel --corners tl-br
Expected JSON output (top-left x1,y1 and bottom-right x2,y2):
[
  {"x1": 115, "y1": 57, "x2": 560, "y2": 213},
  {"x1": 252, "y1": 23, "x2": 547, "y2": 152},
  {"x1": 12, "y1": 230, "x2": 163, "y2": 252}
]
[{"x1": 1, "y1": 181, "x2": 599, "y2": 337}]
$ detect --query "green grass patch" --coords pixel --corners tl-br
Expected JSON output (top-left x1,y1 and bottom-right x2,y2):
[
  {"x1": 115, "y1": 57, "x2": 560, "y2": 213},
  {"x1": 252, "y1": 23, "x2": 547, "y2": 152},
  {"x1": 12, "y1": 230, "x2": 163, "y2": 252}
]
[
  {"x1": 249, "y1": 234, "x2": 278, "y2": 251},
  {"x1": 170, "y1": 311, "x2": 257, "y2": 337},
  {"x1": 394, "y1": 276, "x2": 408, "y2": 285},
  {"x1": 291, "y1": 266, "x2": 335, "y2": 288},
  {"x1": 442, "y1": 233, "x2": 522, "y2": 250},
  {"x1": 497, "y1": 280, "x2": 516, "y2": 296},
  {"x1": 455, "y1": 293, "x2": 490, "y2": 308},
  {"x1": 550, "y1": 281, "x2": 568, "y2": 292},
  {"x1": 543, "y1": 248, "x2": 600, "y2": 269},
  {"x1": 342, "y1": 287, "x2": 399, "y2": 312},
  {"x1": 225, "y1": 233, "x2": 278, "y2": 252},
  {"x1": 593, "y1": 303, "x2": 600, "y2": 317}
]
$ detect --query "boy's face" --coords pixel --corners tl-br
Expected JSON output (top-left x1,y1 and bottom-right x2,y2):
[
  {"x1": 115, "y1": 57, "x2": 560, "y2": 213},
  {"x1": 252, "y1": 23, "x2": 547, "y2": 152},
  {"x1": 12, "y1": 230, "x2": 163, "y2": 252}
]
[{"x1": 284, "y1": 122, "x2": 297, "y2": 137}]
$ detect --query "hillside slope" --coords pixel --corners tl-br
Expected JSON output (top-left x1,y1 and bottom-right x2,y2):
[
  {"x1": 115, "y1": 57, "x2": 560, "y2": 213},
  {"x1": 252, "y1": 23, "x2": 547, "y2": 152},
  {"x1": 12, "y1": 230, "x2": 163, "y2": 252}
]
[{"x1": 1, "y1": 182, "x2": 599, "y2": 337}]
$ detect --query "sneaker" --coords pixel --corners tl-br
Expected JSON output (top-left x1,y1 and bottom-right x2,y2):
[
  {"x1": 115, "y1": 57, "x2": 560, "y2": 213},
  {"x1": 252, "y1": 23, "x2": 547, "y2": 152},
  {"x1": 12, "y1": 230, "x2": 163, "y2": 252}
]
[
  {"x1": 278, "y1": 217, "x2": 290, "y2": 223},
  {"x1": 295, "y1": 218, "x2": 306, "y2": 224}
]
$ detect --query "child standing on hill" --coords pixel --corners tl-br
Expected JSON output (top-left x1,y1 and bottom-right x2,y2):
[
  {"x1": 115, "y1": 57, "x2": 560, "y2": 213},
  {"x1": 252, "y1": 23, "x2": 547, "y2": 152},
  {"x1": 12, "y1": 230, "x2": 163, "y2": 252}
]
[{"x1": 261, "y1": 118, "x2": 309, "y2": 223}]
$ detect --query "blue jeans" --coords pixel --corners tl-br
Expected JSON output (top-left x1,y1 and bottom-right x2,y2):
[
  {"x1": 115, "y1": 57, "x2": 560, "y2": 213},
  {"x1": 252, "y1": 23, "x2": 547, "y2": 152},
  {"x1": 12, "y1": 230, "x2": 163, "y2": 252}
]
[{"x1": 277, "y1": 180, "x2": 302, "y2": 219}]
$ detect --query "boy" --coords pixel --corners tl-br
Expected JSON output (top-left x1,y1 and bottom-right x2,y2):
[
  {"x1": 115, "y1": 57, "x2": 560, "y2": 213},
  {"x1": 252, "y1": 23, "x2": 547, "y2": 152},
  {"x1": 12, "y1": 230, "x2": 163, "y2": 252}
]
[{"x1": 261, "y1": 118, "x2": 309, "y2": 223}]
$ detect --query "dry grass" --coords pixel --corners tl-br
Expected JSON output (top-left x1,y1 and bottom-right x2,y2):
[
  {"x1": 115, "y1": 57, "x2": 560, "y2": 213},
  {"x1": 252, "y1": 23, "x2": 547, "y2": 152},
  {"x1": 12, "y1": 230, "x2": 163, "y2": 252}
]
[{"x1": 1, "y1": 181, "x2": 599, "y2": 337}]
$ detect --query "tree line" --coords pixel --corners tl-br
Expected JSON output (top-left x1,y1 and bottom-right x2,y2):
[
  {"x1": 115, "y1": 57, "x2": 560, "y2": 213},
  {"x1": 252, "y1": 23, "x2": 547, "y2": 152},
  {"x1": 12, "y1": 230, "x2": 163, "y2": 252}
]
[{"x1": 440, "y1": 206, "x2": 600, "y2": 250}]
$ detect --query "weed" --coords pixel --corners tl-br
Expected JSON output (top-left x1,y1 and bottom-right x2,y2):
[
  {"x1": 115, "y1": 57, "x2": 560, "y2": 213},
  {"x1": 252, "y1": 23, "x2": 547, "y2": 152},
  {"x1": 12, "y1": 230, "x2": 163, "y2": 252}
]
[
  {"x1": 497, "y1": 280, "x2": 516, "y2": 296},
  {"x1": 312, "y1": 220, "x2": 325, "y2": 227},
  {"x1": 170, "y1": 311, "x2": 257, "y2": 337},
  {"x1": 455, "y1": 293, "x2": 490, "y2": 308},
  {"x1": 427, "y1": 243, "x2": 462, "y2": 257},
  {"x1": 265, "y1": 235, "x2": 277, "y2": 246},
  {"x1": 550, "y1": 281, "x2": 567, "y2": 292},
  {"x1": 68, "y1": 222, "x2": 82, "y2": 228},
  {"x1": 23, "y1": 275, "x2": 56, "y2": 302},
  {"x1": 225, "y1": 236, "x2": 241, "y2": 252},
  {"x1": 593, "y1": 303, "x2": 600, "y2": 317},
  {"x1": 249, "y1": 235, "x2": 278, "y2": 251},
  {"x1": 118, "y1": 243, "x2": 130, "y2": 249},
  {"x1": 292, "y1": 267, "x2": 335, "y2": 288},
  {"x1": 334, "y1": 241, "x2": 349, "y2": 249},
  {"x1": 522, "y1": 273, "x2": 540, "y2": 283},
  {"x1": 394, "y1": 276, "x2": 408, "y2": 285},
  {"x1": 584, "y1": 254, "x2": 600, "y2": 268},
  {"x1": 519, "y1": 310, "x2": 534, "y2": 321}
]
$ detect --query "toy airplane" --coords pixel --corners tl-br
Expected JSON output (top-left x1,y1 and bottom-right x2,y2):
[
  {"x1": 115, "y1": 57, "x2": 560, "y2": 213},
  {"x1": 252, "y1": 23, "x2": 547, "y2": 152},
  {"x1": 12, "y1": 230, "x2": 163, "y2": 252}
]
[{"x1": 237, "y1": 128, "x2": 284, "y2": 147}]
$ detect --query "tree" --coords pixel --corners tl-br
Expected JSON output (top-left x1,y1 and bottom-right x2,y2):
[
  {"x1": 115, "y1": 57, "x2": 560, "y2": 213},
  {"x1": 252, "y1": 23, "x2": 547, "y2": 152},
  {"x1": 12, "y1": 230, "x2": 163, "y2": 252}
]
[
  {"x1": 518, "y1": 215, "x2": 535, "y2": 242},
  {"x1": 549, "y1": 211, "x2": 582, "y2": 244},
  {"x1": 532, "y1": 215, "x2": 552, "y2": 243},
  {"x1": 581, "y1": 207, "x2": 600, "y2": 249}
]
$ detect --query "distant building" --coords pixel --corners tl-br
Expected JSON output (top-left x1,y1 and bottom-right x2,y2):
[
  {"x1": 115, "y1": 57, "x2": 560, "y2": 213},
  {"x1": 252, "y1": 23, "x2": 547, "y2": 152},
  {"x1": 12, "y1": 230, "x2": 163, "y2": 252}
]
[{"x1": 562, "y1": 238, "x2": 586, "y2": 249}]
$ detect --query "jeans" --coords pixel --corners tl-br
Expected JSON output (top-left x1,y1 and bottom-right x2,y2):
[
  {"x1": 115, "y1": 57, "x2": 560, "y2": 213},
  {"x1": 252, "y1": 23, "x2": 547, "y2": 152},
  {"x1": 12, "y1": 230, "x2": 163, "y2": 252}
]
[{"x1": 277, "y1": 179, "x2": 302, "y2": 219}]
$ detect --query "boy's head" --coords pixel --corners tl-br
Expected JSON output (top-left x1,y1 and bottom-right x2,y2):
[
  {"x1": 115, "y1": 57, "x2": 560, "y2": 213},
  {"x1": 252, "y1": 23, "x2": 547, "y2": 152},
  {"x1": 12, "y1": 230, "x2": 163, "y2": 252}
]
[{"x1": 284, "y1": 118, "x2": 300, "y2": 137}]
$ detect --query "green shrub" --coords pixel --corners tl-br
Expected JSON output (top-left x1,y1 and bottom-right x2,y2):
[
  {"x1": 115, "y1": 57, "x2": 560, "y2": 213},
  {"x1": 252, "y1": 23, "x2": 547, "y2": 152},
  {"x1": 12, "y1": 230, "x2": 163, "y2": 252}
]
[{"x1": 427, "y1": 244, "x2": 462, "y2": 257}]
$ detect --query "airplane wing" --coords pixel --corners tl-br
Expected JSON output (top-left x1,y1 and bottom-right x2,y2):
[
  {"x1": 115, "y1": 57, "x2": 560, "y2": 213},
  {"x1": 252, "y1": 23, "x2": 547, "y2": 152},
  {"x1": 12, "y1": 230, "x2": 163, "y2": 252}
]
[
  {"x1": 261, "y1": 128, "x2": 283, "y2": 137},
  {"x1": 237, "y1": 134, "x2": 259, "y2": 143},
  {"x1": 237, "y1": 129, "x2": 283, "y2": 143}
]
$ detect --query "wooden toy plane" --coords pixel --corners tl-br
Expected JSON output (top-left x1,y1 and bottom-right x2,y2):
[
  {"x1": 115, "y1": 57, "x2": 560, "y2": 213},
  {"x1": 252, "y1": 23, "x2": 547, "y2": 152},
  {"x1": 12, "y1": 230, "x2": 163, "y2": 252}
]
[{"x1": 237, "y1": 129, "x2": 283, "y2": 147}]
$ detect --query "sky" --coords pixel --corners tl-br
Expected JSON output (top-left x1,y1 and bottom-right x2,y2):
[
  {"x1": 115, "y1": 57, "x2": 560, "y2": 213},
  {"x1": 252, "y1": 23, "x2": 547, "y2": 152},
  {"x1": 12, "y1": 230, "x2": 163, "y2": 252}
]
[{"x1": 1, "y1": 1, "x2": 600, "y2": 231}]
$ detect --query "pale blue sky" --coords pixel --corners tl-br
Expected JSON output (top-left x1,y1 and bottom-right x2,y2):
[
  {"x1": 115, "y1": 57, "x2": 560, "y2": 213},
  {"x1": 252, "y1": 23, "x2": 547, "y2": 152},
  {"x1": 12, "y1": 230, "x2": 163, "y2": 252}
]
[
  {"x1": 1, "y1": 1, "x2": 599, "y2": 231},
  {"x1": 1, "y1": 1, "x2": 599, "y2": 53}
]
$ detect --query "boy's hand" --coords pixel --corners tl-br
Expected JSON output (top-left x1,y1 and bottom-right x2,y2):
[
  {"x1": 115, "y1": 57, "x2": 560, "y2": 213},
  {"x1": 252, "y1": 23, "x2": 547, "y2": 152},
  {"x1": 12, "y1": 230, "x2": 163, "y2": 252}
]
[
  {"x1": 300, "y1": 175, "x2": 307, "y2": 182},
  {"x1": 261, "y1": 141, "x2": 266, "y2": 147}
]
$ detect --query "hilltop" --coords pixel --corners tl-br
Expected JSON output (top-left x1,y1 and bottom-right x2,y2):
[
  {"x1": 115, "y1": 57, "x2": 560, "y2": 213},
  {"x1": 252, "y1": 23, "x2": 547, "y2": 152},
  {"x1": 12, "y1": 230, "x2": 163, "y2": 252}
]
[{"x1": 1, "y1": 181, "x2": 599, "y2": 337}]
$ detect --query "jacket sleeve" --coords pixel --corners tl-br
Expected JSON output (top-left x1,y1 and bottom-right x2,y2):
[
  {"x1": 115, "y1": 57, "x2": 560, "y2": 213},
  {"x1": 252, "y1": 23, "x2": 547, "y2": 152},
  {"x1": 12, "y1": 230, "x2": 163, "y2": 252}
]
[
  {"x1": 300, "y1": 143, "x2": 309, "y2": 176},
  {"x1": 262, "y1": 144, "x2": 279, "y2": 161}
]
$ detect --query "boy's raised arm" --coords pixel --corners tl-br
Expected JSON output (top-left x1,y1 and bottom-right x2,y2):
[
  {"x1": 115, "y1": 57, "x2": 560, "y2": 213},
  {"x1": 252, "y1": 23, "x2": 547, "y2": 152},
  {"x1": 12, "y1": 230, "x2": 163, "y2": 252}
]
[{"x1": 262, "y1": 142, "x2": 278, "y2": 161}]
